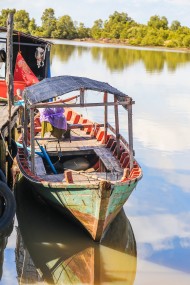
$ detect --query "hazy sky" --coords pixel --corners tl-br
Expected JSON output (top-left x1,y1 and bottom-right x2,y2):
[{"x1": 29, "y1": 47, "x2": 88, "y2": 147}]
[{"x1": 0, "y1": 0, "x2": 190, "y2": 28}]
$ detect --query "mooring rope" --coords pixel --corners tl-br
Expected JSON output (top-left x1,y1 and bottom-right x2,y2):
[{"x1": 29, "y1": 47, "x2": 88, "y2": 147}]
[{"x1": 0, "y1": 129, "x2": 14, "y2": 162}]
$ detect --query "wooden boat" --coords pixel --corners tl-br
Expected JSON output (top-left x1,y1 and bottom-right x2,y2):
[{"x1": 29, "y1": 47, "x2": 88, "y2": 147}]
[
  {"x1": 16, "y1": 75, "x2": 143, "y2": 241},
  {"x1": 15, "y1": 178, "x2": 137, "y2": 285}
]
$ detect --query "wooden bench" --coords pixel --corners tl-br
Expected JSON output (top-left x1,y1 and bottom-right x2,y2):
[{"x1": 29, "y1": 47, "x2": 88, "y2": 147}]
[{"x1": 94, "y1": 147, "x2": 123, "y2": 173}]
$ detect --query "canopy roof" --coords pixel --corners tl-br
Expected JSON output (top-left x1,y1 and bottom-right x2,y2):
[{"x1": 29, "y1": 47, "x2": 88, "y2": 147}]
[
  {"x1": 23, "y1": 75, "x2": 129, "y2": 105},
  {"x1": 0, "y1": 26, "x2": 52, "y2": 45}
]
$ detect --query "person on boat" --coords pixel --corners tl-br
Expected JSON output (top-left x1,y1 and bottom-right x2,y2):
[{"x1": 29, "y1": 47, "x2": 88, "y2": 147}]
[{"x1": 39, "y1": 107, "x2": 67, "y2": 139}]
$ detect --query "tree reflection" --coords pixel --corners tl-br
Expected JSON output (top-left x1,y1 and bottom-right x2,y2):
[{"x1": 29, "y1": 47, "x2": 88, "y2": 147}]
[
  {"x1": 51, "y1": 44, "x2": 76, "y2": 62},
  {"x1": 51, "y1": 42, "x2": 190, "y2": 73}
]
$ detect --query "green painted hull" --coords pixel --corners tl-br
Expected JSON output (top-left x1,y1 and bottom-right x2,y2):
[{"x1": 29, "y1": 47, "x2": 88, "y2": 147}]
[
  {"x1": 25, "y1": 177, "x2": 138, "y2": 241},
  {"x1": 16, "y1": 143, "x2": 142, "y2": 241}
]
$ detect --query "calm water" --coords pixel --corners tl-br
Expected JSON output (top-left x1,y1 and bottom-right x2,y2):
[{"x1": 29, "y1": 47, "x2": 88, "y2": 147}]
[{"x1": 1, "y1": 40, "x2": 190, "y2": 284}]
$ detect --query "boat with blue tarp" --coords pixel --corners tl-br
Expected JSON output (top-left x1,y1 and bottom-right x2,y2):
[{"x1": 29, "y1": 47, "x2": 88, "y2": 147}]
[{"x1": 16, "y1": 75, "x2": 143, "y2": 241}]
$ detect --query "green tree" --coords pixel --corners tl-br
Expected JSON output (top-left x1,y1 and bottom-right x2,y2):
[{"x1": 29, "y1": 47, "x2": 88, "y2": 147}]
[
  {"x1": 91, "y1": 19, "x2": 103, "y2": 39},
  {"x1": 108, "y1": 11, "x2": 133, "y2": 24},
  {"x1": 148, "y1": 15, "x2": 168, "y2": 30},
  {"x1": 51, "y1": 15, "x2": 76, "y2": 39},
  {"x1": 170, "y1": 20, "x2": 181, "y2": 31},
  {"x1": 0, "y1": 9, "x2": 16, "y2": 26},
  {"x1": 103, "y1": 11, "x2": 135, "y2": 39},
  {"x1": 122, "y1": 24, "x2": 146, "y2": 40},
  {"x1": 183, "y1": 35, "x2": 190, "y2": 47},
  {"x1": 31, "y1": 27, "x2": 44, "y2": 37},
  {"x1": 28, "y1": 18, "x2": 37, "y2": 34},
  {"x1": 14, "y1": 10, "x2": 30, "y2": 33},
  {"x1": 41, "y1": 8, "x2": 56, "y2": 38},
  {"x1": 165, "y1": 39, "x2": 178, "y2": 48},
  {"x1": 76, "y1": 22, "x2": 90, "y2": 38}
]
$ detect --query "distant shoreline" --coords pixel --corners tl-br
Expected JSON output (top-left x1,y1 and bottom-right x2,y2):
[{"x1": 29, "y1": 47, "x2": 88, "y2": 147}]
[
  {"x1": 74, "y1": 38, "x2": 190, "y2": 53},
  {"x1": 47, "y1": 37, "x2": 190, "y2": 53}
]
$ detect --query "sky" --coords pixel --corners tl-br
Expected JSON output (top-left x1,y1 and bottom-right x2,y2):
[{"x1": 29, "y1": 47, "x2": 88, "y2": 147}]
[{"x1": 0, "y1": 0, "x2": 190, "y2": 28}]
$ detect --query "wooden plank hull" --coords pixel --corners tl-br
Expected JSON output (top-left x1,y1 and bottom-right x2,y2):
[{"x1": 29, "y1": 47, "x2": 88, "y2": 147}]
[{"x1": 19, "y1": 171, "x2": 138, "y2": 241}]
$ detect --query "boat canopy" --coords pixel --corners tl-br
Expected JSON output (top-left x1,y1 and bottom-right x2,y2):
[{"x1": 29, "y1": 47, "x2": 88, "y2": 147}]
[{"x1": 23, "y1": 75, "x2": 129, "y2": 105}]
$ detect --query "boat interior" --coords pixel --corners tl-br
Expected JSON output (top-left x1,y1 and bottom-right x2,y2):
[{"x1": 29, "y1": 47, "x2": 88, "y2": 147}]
[{"x1": 18, "y1": 106, "x2": 141, "y2": 185}]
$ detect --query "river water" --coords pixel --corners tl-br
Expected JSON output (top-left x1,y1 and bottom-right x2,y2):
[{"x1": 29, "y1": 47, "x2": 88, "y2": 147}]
[{"x1": 1, "y1": 40, "x2": 190, "y2": 284}]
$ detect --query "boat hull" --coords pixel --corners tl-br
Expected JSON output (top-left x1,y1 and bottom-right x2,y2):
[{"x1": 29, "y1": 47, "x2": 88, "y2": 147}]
[
  {"x1": 19, "y1": 173, "x2": 138, "y2": 241},
  {"x1": 15, "y1": 74, "x2": 143, "y2": 241}
]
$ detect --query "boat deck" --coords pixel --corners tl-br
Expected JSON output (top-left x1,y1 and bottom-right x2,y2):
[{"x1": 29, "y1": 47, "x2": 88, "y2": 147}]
[
  {"x1": 42, "y1": 131, "x2": 101, "y2": 152},
  {"x1": 34, "y1": 127, "x2": 124, "y2": 183}
]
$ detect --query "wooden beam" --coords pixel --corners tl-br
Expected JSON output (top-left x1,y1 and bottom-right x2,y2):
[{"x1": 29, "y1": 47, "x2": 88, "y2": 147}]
[
  {"x1": 44, "y1": 44, "x2": 51, "y2": 78},
  {"x1": 104, "y1": 92, "x2": 108, "y2": 144},
  {"x1": 80, "y1": 88, "x2": 84, "y2": 106},
  {"x1": 6, "y1": 13, "x2": 14, "y2": 151},
  {"x1": 107, "y1": 122, "x2": 129, "y2": 149},
  {"x1": 13, "y1": 42, "x2": 47, "y2": 47},
  {"x1": 128, "y1": 101, "x2": 134, "y2": 170},
  {"x1": 24, "y1": 106, "x2": 28, "y2": 147},
  {"x1": 6, "y1": 13, "x2": 14, "y2": 105},
  {"x1": 31, "y1": 100, "x2": 130, "y2": 109},
  {"x1": 0, "y1": 139, "x2": 6, "y2": 174},
  {"x1": 30, "y1": 108, "x2": 35, "y2": 173},
  {"x1": 114, "y1": 96, "x2": 120, "y2": 157},
  {"x1": 6, "y1": 13, "x2": 14, "y2": 184},
  {"x1": 68, "y1": 123, "x2": 104, "y2": 129}
]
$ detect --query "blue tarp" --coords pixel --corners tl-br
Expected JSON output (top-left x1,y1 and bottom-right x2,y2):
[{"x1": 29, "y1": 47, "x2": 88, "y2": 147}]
[{"x1": 23, "y1": 75, "x2": 129, "y2": 105}]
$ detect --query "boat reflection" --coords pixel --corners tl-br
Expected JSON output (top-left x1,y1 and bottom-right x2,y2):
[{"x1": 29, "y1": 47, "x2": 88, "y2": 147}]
[
  {"x1": 0, "y1": 221, "x2": 14, "y2": 281},
  {"x1": 15, "y1": 178, "x2": 137, "y2": 285}
]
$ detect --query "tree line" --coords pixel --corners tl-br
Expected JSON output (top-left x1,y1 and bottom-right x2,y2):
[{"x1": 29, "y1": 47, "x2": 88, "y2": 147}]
[{"x1": 1, "y1": 8, "x2": 190, "y2": 48}]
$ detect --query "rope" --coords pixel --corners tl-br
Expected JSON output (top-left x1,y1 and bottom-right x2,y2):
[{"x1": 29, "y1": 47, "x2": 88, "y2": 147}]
[
  {"x1": 0, "y1": 129, "x2": 14, "y2": 162},
  {"x1": 70, "y1": 129, "x2": 90, "y2": 140}
]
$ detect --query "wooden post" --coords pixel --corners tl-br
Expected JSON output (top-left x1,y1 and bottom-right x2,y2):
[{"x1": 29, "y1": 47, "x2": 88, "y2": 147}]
[
  {"x1": 6, "y1": 12, "x2": 14, "y2": 132},
  {"x1": 114, "y1": 95, "x2": 120, "y2": 157},
  {"x1": 0, "y1": 139, "x2": 6, "y2": 174},
  {"x1": 104, "y1": 92, "x2": 108, "y2": 144},
  {"x1": 30, "y1": 107, "x2": 35, "y2": 173},
  {"x1": 128, "y1": 101, "x2": 134, "y2": 170},
  {"x1": 24, "y1": 106, "x2": 28, "y2": 147},
  {"x1": 80, "y1": 88, "x2": 84, "y2": 106},
  {"x1": 6, "y1": 13, "x2": 14, "y2": 184},
  {"x1": 45, "y1": 44, "x2": 51, "y2": 78}
]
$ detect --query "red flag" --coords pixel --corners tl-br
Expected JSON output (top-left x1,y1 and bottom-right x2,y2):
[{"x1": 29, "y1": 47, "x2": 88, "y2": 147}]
[{"x1": 14, "y1": 52, "x2": 39, "y2": 86}]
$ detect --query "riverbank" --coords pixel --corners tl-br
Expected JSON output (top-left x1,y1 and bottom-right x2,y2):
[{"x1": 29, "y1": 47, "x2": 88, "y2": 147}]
[
  {"x1": 46, "y1": 37, "x2": 190, "y2": 53},
  {"x1": 73, "y1": 38, "x2": 190, "y2": 53}
]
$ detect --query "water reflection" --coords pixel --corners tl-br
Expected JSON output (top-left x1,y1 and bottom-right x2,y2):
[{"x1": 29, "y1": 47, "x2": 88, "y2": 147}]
[
  {"x1": 15, "y1": 178, "x2": 137, "y2": 284},
  {"x1": 51, "y1": 42, "x2": 190, "y2": 73},
  {"x1": 0, "y1": 221, "x2": 14, "y2": 281}
]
